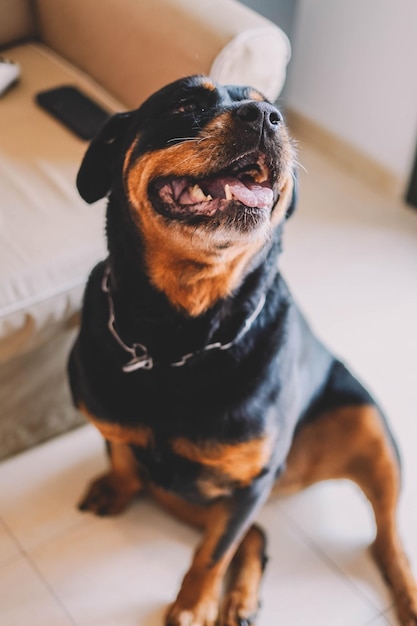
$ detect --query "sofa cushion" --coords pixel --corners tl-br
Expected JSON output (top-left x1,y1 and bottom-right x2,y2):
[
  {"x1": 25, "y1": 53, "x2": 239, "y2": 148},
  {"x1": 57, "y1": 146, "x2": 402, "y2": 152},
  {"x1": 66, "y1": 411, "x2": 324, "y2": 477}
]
[
  {"x1": 35, "y1": 0, "x2": 290, "y2": 107},
  {"x1": 0, "y1": 43, "x2": 124, "y2": 359}
]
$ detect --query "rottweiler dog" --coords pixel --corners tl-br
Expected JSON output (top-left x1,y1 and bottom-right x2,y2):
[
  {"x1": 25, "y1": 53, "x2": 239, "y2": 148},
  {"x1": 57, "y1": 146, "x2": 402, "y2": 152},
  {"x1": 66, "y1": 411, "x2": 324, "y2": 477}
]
[{"x1": 68, "y1": 75, "x2": 417, "y2": 626}]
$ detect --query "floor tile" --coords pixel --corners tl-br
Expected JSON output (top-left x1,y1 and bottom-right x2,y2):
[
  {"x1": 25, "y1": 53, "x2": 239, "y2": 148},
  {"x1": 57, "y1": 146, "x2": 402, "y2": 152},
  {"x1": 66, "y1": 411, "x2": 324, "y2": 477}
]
[
  {"x1": 28, "y1": 498, "x2": 200, "y2": 626},
  {"x1": 27, "y1": 496, "x2": 377, "y2": 626},
  {"x1": 277, "y1": 483, "x2": 393, "y2": 613},
  {"x1": 0, "y1": 424, "x2": 106, "y2": 553},
  {"x1": 0, "y1": 518, "x2": 21, "y2": 565},
  {"x1": 0, "y1": 556, "x2": 73, "y2": 626},
  {"x1": 365, "y1": 607, "x2": 398, "y2": 625},
  {"x1": 257, "y1": 501, "x2": 378, "y2": 625},
  {"x1": 282, "y1": 160, "x2": 417, "y2": 369}
]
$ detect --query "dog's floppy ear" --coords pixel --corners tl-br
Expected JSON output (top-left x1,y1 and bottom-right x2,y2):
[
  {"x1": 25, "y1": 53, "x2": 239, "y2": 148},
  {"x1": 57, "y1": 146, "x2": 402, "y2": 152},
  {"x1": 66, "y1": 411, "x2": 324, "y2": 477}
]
[{"x1": 76, "y1": 111, "x2": 135, "y2": 204}]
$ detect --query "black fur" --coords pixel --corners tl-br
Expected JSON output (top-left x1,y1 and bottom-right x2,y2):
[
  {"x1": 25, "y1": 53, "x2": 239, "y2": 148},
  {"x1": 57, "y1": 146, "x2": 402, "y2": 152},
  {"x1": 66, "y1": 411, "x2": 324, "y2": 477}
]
[{"x1": 69, "y1": 75, "x2": 392, "y2": 512}]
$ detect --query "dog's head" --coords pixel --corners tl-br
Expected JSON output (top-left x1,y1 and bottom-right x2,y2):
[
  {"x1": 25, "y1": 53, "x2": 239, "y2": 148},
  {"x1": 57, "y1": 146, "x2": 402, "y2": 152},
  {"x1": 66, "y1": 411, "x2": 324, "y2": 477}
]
[{"x1": 77, "y1": 75, "x2": 296, "y2": 315}]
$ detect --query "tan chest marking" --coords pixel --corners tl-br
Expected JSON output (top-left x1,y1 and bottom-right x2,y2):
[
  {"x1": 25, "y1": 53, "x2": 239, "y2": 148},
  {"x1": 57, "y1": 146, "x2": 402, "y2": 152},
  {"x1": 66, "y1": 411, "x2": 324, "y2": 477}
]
[
  {"x1": 171, "y1": 436, "x2": 273, "y2": 486},
  {"x1": 79, "y1": 403, "x2": 153, "y2": 447}
]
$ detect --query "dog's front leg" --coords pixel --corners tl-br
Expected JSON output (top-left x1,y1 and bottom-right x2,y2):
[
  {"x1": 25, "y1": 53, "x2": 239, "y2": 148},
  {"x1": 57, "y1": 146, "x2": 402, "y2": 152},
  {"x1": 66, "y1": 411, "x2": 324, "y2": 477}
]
[
  {"x1": 78, "y1": 440, "x2": 144, "y2": 516},
  {"x1": 165, "y1": 473, "x2": 274, "y2": 626},
  {"x1": 221, "y1": 523, "x2": 268, "y2": 626}
]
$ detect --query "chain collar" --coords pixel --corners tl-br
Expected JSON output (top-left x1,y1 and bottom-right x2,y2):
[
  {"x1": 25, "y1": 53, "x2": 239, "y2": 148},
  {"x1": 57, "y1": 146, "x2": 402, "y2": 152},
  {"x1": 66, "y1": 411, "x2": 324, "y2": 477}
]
[{"x1": 102, "y1": 264, "x2": 266, "y2": 373}]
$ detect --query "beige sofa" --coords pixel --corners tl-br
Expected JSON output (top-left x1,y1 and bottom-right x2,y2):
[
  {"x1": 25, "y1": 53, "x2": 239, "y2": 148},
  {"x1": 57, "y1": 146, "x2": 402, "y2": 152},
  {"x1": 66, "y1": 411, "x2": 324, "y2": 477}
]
[{"x1": 0, "y1": 0, "x2": 291, "y2": 459}]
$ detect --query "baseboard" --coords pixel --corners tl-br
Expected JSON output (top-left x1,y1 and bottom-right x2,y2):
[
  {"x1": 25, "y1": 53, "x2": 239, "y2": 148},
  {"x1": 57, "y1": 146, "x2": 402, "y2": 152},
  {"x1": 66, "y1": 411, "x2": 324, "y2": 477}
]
[{"x1": 284, "y1": 108, "x2": 406, "y2": 199}]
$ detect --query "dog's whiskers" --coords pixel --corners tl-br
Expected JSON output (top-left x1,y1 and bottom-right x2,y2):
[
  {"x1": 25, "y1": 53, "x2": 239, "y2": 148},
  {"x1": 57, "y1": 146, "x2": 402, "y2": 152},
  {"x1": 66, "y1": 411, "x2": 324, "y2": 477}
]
[
  {"x1": 166, "y1": 133, "x2": 214, "y2": 146},
  {"x1": 293, "y1": 158, "x2": 308, "y2": 174},
  {"x1": 167, "y1": 137, "x2": 199, "y2": 144}
]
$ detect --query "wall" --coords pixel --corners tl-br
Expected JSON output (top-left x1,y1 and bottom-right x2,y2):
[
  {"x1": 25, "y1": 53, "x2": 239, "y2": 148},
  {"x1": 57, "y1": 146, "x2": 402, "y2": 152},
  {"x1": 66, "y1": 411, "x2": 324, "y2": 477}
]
[
  {"x1": 284, "y1": 0, "x2": 417, "y2": 185},
  {"x1": 240, "y1": 0, "x2": 297, "y2": 39}
]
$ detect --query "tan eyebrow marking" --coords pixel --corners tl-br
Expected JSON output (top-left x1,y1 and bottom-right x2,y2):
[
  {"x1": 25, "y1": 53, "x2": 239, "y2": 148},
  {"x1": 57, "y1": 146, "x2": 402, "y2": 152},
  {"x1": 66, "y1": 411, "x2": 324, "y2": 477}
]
[
  {"x1": 201, "y1": 79, "x2": 216, "y2": 91},
  {"x1": 248, "y1": 89, "x2": 265, "y2": 102}
]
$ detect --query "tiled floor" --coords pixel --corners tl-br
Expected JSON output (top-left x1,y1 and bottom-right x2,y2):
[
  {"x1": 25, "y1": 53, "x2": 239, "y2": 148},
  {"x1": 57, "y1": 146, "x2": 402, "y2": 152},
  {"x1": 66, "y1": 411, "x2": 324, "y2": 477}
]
[{"x1": 1, "y1": 141, "x2": 417, "y2": 626}]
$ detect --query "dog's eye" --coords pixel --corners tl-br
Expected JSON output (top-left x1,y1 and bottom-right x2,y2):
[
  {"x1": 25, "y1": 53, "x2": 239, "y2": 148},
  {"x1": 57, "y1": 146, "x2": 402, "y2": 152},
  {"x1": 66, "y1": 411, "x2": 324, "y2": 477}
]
[{"x1": 174, "y1": 99, "x2": 205, "y2": 114}]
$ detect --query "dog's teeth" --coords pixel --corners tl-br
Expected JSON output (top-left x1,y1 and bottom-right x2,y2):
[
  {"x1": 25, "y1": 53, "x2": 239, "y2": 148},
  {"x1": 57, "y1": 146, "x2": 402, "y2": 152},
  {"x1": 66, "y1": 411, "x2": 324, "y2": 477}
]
[
  {"x1": 258, "y1": 162, "x2": 270, "y2": 183},
  {"x1": 190, "y1": 184, "x2": 207, "y2": 202},
  {"x1": 224, "y1": 184, "x2": 233, "y2": 200},
  {"x1": 246, "y1": 168, "x2": 259, "y2": 179},
  {"x1": 206, "y1": 194, "x2": 213, "y2": 201}
]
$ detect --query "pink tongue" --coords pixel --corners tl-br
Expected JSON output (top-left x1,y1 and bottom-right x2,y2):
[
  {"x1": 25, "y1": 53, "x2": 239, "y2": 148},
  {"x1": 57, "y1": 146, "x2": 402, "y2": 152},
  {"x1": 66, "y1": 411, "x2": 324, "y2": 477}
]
[
  {"x1": 227, "y1": 179, "x2": 273, "y2": 209},
  {"x1": 203, "y1": 176, "x2": 273, "y2": 209}
]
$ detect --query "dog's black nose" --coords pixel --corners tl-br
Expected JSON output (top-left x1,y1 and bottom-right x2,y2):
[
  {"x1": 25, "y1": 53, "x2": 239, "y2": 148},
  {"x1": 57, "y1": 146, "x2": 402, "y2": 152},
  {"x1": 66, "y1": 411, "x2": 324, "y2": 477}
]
[{"x1": 235, "y1": 102, "x2": 282, "y2": 132}]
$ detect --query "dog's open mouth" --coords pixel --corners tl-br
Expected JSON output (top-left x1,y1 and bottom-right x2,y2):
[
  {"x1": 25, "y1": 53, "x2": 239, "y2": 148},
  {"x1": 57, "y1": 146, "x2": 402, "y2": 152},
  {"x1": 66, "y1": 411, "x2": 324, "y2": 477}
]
[{"x1": 150, "y1": 152, "x2": 276, "y2": 220}]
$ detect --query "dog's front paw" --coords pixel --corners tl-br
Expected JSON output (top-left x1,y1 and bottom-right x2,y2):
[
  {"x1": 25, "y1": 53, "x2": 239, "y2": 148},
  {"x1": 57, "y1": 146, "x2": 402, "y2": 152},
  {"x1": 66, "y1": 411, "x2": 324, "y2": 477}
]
[
  {"x1": 220, "y1": 590, "x2": 259, "y2": 626},
  {"x1": 78, "y1": 473, "x2": 137, "y2": 516},
  {"x1": 396, "y1": 601, "x2": 417, "y2": 626},
  {"x1": 165, "y1": 598, "x2": 219, "y2": 626}
]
